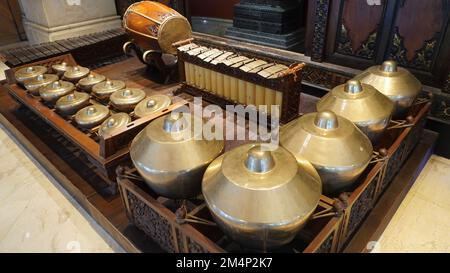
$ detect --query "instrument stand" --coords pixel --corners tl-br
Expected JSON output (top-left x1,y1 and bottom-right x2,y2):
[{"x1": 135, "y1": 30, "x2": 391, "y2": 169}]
[{"x1": 123, "y1": 41, "x2": 178, "y2": 84}]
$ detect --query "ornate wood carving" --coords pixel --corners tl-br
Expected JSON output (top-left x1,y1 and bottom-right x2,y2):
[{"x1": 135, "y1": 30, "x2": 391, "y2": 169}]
[
  {"x1": 305, "y1": 0, "x2": 450, "y2": 86},
  {"x1": 389, "y1": 27, "x2": 440, "y2": 71},
  {"x1": 337, "y1": 25, "x2": 378, "y2": 60},
  {"x1": 301, "y1": 65, "x2": 351, "y2": 90},
  {"x1": 310, "y1": 0, "x2": 330, "y2": 61},
  {"x1": 382, "y1": 110, "x2": 428, "y2": 191},
  {"x1": 395, "y1": 0, "x2": 444, "y2": 61},
  {"x1": 187, "y1": 238, "x2": 210, "y2": 253},
  {"x1": 444, "y1": 73, "x2": 450, "y2": 94},
  {"x1": 128, "y1": 191, "x2": 177, "y2": 252},
  {"x1": 389, "y1": 0, "x2": 446, "y2": 71},
  {"x1": 430, "y1": 93, "x2": 450, "y2": 120},
  {"x1": 335, "y1": 0, "x2": 383, "y2": 60},
  {"x1": 403, "y1": 115, "x2": 427, "y2": 161},
  {"x1": 382, "y1": 140, "x2": 407, "y2": 191},
  {"x1": 315, "y1": 233, "x2": 334, "y2": 253},
  {"x1": 345, "y1": 175, "x2": 377, "y2": 240}
]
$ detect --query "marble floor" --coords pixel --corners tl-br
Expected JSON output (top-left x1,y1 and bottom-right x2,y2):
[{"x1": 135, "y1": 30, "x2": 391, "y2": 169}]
[
  {"x1": 0, "y1": 124, "x2": 123, "y2": 253},
  {"x1": 373, "y1": 155, "x2": 450, "y2": 253}
]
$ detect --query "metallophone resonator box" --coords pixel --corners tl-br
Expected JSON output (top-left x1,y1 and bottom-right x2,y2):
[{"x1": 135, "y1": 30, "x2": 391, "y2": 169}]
[{"x1": 174, "y1": 40, "x2": 305, "y2": 124}]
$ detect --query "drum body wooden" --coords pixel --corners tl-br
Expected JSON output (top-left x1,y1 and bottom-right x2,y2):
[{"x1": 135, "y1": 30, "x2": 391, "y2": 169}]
[{"x1": 123, "y1": 1, "x2": 192, "y2": 55}]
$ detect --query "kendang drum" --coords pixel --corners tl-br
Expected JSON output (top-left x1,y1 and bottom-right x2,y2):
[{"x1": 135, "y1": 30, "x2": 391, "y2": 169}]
[{"x1": 123, "y1": 1, "x2": 192, "y2": 55}]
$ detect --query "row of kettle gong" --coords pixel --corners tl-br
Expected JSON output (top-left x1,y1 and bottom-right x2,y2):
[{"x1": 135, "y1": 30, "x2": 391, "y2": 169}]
[
  {"x1": 317, "y1": 60, "x2": 422, "y2": 144},
  {"x1": 14, "y1": 62, "x2": 174, "y2": 135},
  {"x1": 129, "y1": 60, "x2": 422, "y2": 251}
]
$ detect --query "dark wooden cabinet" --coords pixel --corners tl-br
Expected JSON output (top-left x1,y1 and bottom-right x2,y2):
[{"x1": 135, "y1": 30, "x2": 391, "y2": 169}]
[
  {"x1": 306, "y1": 0, "x2": 450, "y2": 88},
  {"x1": 115, "y1": 0, "x2": 190, "y2": 18}
]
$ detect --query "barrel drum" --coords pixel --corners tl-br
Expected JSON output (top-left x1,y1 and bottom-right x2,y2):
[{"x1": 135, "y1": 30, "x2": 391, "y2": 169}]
[{"x1": 123, "y1": 1, "x2": 192, "y2": 55}]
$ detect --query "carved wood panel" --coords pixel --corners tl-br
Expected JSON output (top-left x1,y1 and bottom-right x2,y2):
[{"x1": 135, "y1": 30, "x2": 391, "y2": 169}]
[
  {"x1": 306, "y1": 0, "x2": 450, "y2": 88},
  {"x1": 306, "y1": 0, "x2": 330, "y2": 61},
  {"x1": 388, "y1": 0, "x2": 449, "y2": 72},
  {"x1": 335, "y1": 0, "x2": 384, "y2": 60},
  {"x1": 321, "y1": 0, "x2": 388, "y2": 68},
  {"x1": 445, "y1": 72, "x2": 450, "y2": 93}
]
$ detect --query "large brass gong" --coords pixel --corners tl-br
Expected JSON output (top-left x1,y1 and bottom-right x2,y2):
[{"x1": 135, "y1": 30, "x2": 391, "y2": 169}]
[{"x1": 280, "y1": 111, "x2": 373, "y2": 195}]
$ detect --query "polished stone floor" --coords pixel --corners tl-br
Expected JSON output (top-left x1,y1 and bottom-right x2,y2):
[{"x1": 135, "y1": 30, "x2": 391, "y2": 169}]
[
  {"x1": 373, "y1": 155, "x2": 450, "y2": 253},
  {"x1": 0, "y1": 125, "x2": 122, "y2": 253}
]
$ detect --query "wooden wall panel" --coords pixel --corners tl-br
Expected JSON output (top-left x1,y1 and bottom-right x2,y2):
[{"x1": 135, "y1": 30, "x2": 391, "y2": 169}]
[
  {"x1": 306, "y1": 0, "x2": 450, "y2": 88},
  {"x1": 189, "y1": 0, "x2": 239, "y2": 20},
  {"x1": 388, "y1": 0, "x2": 449, "y2": 72},
  {"x1": 322, "y1": 0, "x2": 387, "y2": 68},
  {"x1": 335, "y1": 0, "x2": 384, "y2": 60}
]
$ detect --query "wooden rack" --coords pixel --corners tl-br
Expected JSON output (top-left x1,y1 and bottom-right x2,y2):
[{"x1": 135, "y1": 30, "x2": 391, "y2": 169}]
[
  {"x1": 117, "y1": 166, "x2": 343, "y2": 253},
  {"x1": 4, "y1": 54, "x2": 189, "y2": 194},
  {"x1": 117, "y1": 95, "x2": 430, "y2": 252}
]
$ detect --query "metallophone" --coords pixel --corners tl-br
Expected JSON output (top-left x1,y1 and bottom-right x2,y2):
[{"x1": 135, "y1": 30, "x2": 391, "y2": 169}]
[{"x1": 174, "y1": 41, "x2": 305, "y2": 124}]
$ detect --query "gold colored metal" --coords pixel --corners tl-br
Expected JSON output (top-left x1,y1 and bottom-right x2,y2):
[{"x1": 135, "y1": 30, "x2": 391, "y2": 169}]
[
  {"x1": 354, "y1": 60, "x2": 422, "y2": 118},
  {"x1": 51, "y1": 62, "x2": 68, "y2": 76},
  {"x1": 55, "y1": 91, "x2": 90, "y2": 116},
  {"x1": 39, "y1": 80, "x2": 75, "y2": 104},
  {"x1": 110, "y1": 88, "x2": 146, "y2": 112},
  {"x1": 91, "y1": 80, "x2": 126, "y2": 100},
  {"x1": 130, "y1": 112, "x2": 225, "y2": 199},
  {"x1": 63, "y1": 66, "x2": 90, "y2": 83},
  {"x1": 23, "y1": 74, "x2": 58, "y2": 95},
  {"x1": 98, "y1": 112, "x2": 132, "y2": 137},
  {"x1": 317, "y1": 79, "x2": 394, "y2": 143},
  {"x1": 280, "y1": 111, "x2": 373, "y2": 195},
  {"x1": 14, "y1": 66, "x2": 47, "y2": 84},
  {"x1": 134, "y1": 94, "x2": 171, "y2": 118},
  {"x1": 202, "y1": 143, "x2": 322, "y2": 250},
  {"x1": 77, "y1": 73, "x2": 106, "y2": 92},
  {"x1": 74, "y1": 104, "x2": 110, "y2": 129}
]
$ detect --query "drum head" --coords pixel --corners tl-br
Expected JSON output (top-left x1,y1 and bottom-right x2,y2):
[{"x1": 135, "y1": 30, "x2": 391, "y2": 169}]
[{"x1": 158, "y1": 15, "x2": 192, "y2": 54}]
